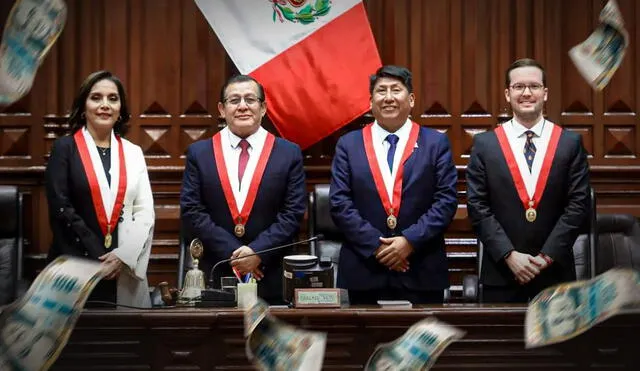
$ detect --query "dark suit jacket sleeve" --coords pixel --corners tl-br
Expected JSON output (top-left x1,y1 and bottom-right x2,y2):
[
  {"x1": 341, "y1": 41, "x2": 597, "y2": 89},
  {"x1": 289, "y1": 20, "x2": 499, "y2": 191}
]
[
  {"x1": 248, "y1": 145, "x2": 306, "y2": 266},
  {"x1": 180, "y1": 145, "x2": 241, "y2": 260},
  {"x1": 466, "y1": 135, "x2": 516, "y2": 262},
  {"x1": 401, "y1": 134, "x2": 458, "y2": 249},
  {"x1": 329, "y1": 136, "x2": 383, "y2": 259},
  {"x1": 45, "y1": 138, "x2": 103, "y2": 258},
  {"x1": 540, "y1": 135, "x2": 590, "y2": 265}
]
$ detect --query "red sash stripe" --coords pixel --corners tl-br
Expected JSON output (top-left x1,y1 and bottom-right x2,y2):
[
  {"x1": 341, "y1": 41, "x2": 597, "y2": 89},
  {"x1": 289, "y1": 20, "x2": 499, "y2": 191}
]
[
  {"x1": 212, "y1": 132, "x2": 275, "y2": 226},
  {"x1": 494, "y1": 123, "x2": 562, "y2": 211},
  {"x1": 73, "y1": 130, "x2": 127, "y2": 237},
  {"x1": 362, "y1": 122, "x2": 420, "y2": 218}
]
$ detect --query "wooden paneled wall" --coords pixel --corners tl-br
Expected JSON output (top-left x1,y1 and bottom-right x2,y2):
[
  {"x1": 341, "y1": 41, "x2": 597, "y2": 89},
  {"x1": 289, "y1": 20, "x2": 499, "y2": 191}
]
[{"x1": 1, "y1": 0, "x2": 639, "y2": 289}]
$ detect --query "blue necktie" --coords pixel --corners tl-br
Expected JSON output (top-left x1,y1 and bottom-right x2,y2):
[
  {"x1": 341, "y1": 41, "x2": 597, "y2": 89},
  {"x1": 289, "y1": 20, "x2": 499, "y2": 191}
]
[
  {"x1": 524, "y1": 130, "x2": 536, "y2": 172},
  {"x1": 386, "y1": 134, "x2": 399, "y2": 173}
]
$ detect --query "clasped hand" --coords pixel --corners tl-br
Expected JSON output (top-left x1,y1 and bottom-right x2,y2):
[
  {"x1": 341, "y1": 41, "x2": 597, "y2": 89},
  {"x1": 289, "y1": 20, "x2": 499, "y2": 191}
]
[
  {"x1": 505, "y1": 251, "x2": 551, "y2": 285},
  {"x1": 230, "y1": 245, "x2": 264, "y2": 280},
  {"x1": 375, "y1": 236, "x2": 414, "y2": 272}
]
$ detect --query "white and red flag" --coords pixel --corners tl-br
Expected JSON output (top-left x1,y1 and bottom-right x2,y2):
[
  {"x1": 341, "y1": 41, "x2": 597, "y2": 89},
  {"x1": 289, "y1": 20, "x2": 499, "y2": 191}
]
[{"x1": 194, "y1": 0, "x2": 381, "y2": 149}]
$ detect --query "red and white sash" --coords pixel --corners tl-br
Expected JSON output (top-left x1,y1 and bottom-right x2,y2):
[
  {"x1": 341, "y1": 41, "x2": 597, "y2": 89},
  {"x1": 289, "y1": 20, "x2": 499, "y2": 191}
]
[
  {"x1": 74, "y1": 128, "x2": 127, "y2": 247},
  {"x1": 362, "y1": 122, "x2": 420, "y2": 229},
  {"x1": 212, "y1": 131, "x2": 275, "y2": 237},
  {"x1": 495, "y1": 123, "x2": 562, "y2": 221}
]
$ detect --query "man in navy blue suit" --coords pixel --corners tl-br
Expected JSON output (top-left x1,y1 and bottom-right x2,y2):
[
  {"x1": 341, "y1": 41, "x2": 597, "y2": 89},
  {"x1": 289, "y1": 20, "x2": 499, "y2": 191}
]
[
  {"x1": 181, "y1": 75, "x2": 306, "y2": 304},
  {"x1": 330, "y1": 65, "x2": 458, "y2": 305}
]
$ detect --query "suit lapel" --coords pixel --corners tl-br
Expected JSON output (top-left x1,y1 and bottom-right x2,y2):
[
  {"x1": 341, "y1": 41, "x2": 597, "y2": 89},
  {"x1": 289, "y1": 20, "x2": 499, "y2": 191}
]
[
  {"x1": 401, "y1": 128, "x2": 420, "y2": 188},
  {"x1": 490, "y1": 131, "x2": 522, "y2": 200},
  {"x1": 538, "y1": 129, "x2": 570, "y2": 202},
  {"x1": 255, "y1": 139, "x2": 279, "y2": 196},
  {"x1": 70, "y1": 147, "x2": 101, "y2": 226}
]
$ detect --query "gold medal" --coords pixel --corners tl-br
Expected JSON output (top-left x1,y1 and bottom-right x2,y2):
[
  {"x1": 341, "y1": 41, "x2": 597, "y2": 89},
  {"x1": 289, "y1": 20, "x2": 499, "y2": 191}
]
[
  {"x1": 525, "y1": 207, "x2": 537, "y2": 222},
  {"x1": 386, "y1": 215, "x2": 397, "y2": 229},
  {"x1": 234, "y1": 223, "x2": 245, "y2": 237},
  {"x1": 104, "y1": 231, "x2": 112, "y2": 248}
]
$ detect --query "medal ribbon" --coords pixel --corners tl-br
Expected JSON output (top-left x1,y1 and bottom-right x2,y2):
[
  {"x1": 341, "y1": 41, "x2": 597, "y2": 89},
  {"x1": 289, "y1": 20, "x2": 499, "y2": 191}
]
[
  {"x1": 494, "y1": 123, "x2": 562, "y2": 212},
  {"x1": 73, "y1": 130, "x2": 127, "y2": 238},
  {"x1": 363, "y1": 122, "x2": 419, "y2": 220},
  {"x1": 213, "y1": 132, "x2": 275, "y2": 228}
]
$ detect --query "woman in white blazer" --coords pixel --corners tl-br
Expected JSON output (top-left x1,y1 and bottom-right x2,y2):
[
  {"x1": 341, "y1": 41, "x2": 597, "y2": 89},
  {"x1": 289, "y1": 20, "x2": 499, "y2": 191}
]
[{"x1": 45, "y1": 71, "x2": 154, "y2": 308}]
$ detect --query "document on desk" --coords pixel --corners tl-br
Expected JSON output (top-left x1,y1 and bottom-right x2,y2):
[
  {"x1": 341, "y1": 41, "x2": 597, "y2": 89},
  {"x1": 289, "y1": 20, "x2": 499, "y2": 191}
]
[
  {"x1": 0, "y1": 256, "x2": 105, "y2": 371},
  {"x1": 365, "y1": 317, "x2": 465, "y2": 370},
  {"x1": 568, "y1": 0, "x2": 628, "y2": 90},
  {"x1": 526, "y1": 268, "x2": 640, "y2": 348},
  {"x1": 377, "y1": 300, "x2": 413, "y2": 309},
  {"x1": 244, "y1": 299, "x2": 327, "y2": 371}
]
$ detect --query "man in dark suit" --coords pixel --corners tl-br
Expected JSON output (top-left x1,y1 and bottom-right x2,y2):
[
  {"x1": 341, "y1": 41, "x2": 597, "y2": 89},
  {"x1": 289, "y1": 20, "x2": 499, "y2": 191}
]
[
  {"x1": 181, "y1": 75, "x2": 306, "y2": 304},
  {"x1": 466, "y1": 58, "x2": 590, "y2": 303},
  {"x1": 330, "y1": 65, "x2": 458, "y2": 305}
]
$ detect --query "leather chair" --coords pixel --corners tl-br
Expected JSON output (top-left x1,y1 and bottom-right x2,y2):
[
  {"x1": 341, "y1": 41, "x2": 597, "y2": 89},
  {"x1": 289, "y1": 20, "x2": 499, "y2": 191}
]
[
  {"x1": 0, "y1": 185, "x2": 25, "y2": 305},
  {"x1": 463, "y1": 187, "x2": 597, "y2": 302},
  {"x1": 308, "y1": 184, "x2": 343, "y2": 286},
  {"x1": 594, "y1": 214, "x2": 640, "y2": 273}
]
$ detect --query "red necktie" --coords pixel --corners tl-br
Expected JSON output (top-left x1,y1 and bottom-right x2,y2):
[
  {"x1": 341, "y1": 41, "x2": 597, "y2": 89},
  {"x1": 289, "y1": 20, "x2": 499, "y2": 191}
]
[{"x1": 238, "y1": 139, "x2": 250, "y2": 189}]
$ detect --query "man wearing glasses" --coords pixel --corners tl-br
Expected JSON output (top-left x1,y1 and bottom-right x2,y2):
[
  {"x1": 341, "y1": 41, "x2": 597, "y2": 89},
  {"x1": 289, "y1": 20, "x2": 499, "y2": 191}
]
[
  {"x1": 181, "y1": 75, "x2": 306, "y2": 304},
  {"x1": 466, "y1": 59, "x2": 590, "y2": 303}
]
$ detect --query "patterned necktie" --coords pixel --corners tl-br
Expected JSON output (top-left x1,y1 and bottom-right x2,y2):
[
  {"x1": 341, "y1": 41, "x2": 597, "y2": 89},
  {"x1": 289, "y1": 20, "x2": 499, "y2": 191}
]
[
  {"x1": 238, "y1": 139, "x2": 250, "y2": 189},
  {"x1": 524, "y1": 130, "x2": 536, "y2": 172},
  {"x1": 386, "y1": 134, "x2": 399, "y2": 173}
]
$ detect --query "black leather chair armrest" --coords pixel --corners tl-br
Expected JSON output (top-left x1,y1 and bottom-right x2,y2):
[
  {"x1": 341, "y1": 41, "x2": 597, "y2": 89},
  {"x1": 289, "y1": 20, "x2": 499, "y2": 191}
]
[{"x1": 16, "y1": 279, "x2": 29, "y2": 299}]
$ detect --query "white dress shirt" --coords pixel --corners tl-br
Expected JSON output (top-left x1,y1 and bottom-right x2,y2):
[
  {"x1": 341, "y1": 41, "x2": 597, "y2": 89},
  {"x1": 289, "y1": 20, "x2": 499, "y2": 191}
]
[
  {"x1": 503, "y1": 117, "x2": 552, "y2": 198},
  {"x1": 219, "y1": 126, "x2": 268, "y2": 210},
  {"x1": 371, "y1": 119, "x2": 414, "y2": 203}
]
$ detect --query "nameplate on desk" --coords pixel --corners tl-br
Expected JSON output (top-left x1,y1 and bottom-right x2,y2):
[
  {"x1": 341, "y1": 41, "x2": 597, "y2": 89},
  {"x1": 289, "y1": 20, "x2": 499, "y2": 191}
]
[{"x1": 294, "y1": 288, "x2": 342, "y2": 308}]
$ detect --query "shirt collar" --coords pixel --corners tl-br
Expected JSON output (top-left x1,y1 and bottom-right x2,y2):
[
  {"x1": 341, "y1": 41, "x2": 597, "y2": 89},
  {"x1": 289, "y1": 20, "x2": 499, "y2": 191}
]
[
  {"x1": 372, "y1": 118, "x2": 412, "y2": 143},
  {"x1": 512, "y1": 117, "x2": 546, "y2": 138},
  {"x1": 227, "y1": 126, "x2": 266, "y2": 149}
]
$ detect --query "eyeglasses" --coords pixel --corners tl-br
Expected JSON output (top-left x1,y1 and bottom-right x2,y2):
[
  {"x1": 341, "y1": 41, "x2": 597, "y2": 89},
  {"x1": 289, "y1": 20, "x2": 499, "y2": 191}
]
[
  {"x1": 509, "y1": 83, "x2": 544, "y2": 93},
  {"x1": 223, "y1": 95, "x2": 262, "y2": 106}
]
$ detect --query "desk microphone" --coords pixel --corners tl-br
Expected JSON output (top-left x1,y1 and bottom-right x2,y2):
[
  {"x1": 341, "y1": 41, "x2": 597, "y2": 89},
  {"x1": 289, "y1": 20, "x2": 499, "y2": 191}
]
[{"x1": 198, "y1": 235, "x2": 324, "y2": 307}]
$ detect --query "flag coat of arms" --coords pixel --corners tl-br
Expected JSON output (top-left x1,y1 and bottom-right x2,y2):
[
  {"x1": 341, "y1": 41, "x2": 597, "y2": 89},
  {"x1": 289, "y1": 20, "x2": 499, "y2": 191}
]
[{"x1": 195, "y1": 0, "x2": 382, "y2": 149}]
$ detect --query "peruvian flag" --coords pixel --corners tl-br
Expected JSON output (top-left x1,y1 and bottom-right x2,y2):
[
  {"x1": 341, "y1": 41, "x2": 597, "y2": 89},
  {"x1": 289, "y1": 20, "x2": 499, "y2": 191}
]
[{"x1": 194, "y1": 0, "x2": 381, "y2": 149}]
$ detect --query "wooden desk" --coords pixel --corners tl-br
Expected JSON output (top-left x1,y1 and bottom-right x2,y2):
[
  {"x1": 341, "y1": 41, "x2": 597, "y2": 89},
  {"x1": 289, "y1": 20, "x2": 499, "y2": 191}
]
[{"x1": 52, "y1": 305, "x2": 639, "y2": 370}]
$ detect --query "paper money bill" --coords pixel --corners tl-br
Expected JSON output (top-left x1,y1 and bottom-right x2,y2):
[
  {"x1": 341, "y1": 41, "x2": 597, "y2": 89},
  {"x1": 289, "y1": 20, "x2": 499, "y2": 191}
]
[
  {"x1": 0, "y1": 0, "x2": 67, "y2": 105},
  {"x1": 365, "y1": 317, "x2": 465, "y2": 371},
  {"x1": 525, "y1": 268, "x2": 640, "y2": 349},
  {"x1": 244, "y1": 299, "x2": 326, "y2": 371},
  {"x1": 0, "y1": 256, "x2": 106, "y2": 371},
  {"x1": 568, "y1": 0, "x2": 628, "y2": 90},
  {"x1": 244, "y1": 297, "x2": 269, "y2": 337}
]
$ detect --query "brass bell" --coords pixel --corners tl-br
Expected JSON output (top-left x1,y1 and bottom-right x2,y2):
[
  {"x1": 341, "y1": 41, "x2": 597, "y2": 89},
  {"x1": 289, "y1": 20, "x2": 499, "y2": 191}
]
[{"x1": 177, "y1": 238, "x2": 206, "y2": 305}]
